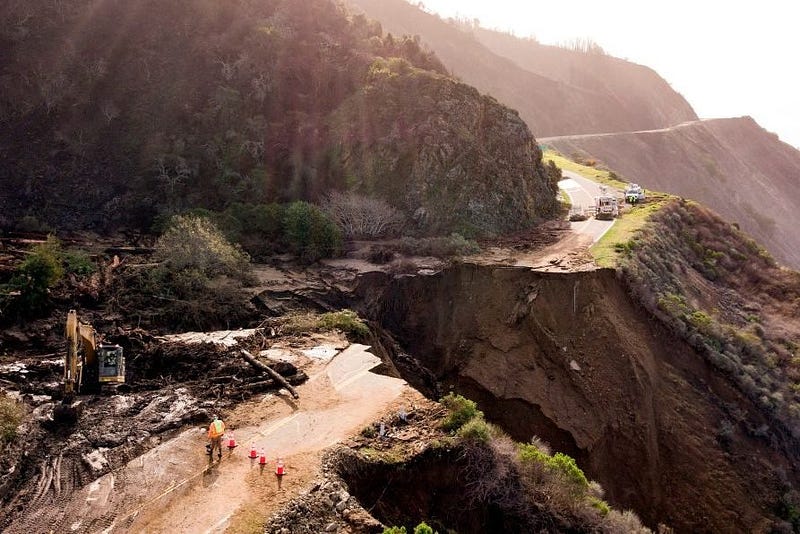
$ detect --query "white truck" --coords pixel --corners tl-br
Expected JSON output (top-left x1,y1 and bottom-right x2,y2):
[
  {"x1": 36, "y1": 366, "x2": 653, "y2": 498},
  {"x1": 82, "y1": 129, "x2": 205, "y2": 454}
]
[
  {"x1": 594, "y1": 195, "x2": 619, "y2": 220},
  {"x1": 624, "y1": 183, "x2": 646, "y2": 204}
]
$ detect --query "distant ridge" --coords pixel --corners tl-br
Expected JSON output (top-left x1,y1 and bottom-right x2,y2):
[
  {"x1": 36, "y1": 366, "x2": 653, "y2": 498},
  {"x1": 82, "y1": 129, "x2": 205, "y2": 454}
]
[
  {"x1": 347, "y1": 0, "x2": 698, "y2": 136},
  {"x1": 545, "y1": 117, "x2": 800, "y2": 269}
]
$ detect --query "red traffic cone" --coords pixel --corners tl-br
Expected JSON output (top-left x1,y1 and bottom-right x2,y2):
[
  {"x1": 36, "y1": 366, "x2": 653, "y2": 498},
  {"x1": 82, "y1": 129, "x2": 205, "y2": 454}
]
[
  {"x1": 226, "y1": 432, "x2": 237, "y2": 449},
  {"x1": 275, "y1": 457, "x2": 285, "y2": 476},
  {"x1": 249, "y1": 444, "x2": 258, "y2": 459},
  {"x1": 259, "y1": 449, "x2": 267, "y2": 465}
]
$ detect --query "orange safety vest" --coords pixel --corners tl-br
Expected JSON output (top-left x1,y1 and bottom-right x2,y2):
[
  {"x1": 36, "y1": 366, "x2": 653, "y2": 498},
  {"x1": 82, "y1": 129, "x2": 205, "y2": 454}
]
[{"x1": 208, "y1": 419, "x2": 225, "y2": 439}]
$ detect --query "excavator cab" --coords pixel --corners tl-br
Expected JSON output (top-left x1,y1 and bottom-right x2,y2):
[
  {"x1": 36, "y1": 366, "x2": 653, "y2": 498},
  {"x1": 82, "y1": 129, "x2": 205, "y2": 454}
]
[{"x1": 97, "y1": 344, "x2": 125, "y2": 384}]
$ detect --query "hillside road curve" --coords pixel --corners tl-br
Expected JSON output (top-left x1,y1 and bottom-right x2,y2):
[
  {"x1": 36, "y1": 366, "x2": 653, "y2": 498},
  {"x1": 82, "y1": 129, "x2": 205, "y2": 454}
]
[{"x1": 558, "y1": 170, "x2": 615, "y2": 243}]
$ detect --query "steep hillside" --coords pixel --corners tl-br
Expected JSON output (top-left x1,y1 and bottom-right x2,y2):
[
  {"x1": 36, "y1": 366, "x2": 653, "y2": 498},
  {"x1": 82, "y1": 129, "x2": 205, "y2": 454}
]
[
  {"x1": 543, "y1": 117, "x2": 800, "y2": 269},
  {"x1": 356, "y1": 263, "x2": 800, "y2": 532},
  {"x1": 0, "y1": 0, "x2": 556, "y2": 235},
  {"x1": 347, "y1": 0, "x2": 697, "y2": 136},
  {"x1": 355, "y1": 241, "x2": 800, "y2": 532},
  {"x1": 472, "y1": 26, "x2": 697, "y2": 132}
]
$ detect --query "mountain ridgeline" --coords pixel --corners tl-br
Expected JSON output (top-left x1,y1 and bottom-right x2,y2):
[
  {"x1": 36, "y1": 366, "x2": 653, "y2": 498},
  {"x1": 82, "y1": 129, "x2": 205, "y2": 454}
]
[
  {"x1": 0, "y1": 0, "x2": 557, "y2": 235},
  {"x1": 348, "y1": 0, "x2": 698, "y2": 137}
]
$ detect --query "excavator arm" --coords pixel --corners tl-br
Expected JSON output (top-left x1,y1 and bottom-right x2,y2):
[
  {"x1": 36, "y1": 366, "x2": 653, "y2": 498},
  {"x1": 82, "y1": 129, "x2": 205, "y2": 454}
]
[{"x1": 64, "y1": 309, "x2": 98, "y2": 397}]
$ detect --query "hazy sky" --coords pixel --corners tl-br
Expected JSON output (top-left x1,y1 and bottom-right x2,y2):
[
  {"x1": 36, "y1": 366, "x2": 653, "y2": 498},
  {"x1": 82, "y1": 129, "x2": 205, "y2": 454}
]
[{"x1": 420, "y1": 0, "x2": 800, "y2": 149}]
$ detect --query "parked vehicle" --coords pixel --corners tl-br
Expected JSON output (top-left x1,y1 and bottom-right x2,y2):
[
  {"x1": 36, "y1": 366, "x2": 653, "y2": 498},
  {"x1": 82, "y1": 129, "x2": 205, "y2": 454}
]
[
  {"x1": 624, "y1": 183, "x2": 646, "y2": 204},
  {"x1": 594, "y1": 195, "x2": 619, "y2": 220}
]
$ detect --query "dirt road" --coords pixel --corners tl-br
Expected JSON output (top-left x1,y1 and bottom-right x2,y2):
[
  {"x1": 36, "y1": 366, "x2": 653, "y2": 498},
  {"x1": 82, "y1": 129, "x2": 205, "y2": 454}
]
[{"x1": 5, "y1": 344, "x2": 408, "y2": 534}]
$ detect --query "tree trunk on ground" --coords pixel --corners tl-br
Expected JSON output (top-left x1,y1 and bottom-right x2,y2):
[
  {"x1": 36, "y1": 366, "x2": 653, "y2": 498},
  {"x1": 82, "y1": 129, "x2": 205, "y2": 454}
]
[{"x1": 239, "y1": 349, "x2": 300, "y2": 399}]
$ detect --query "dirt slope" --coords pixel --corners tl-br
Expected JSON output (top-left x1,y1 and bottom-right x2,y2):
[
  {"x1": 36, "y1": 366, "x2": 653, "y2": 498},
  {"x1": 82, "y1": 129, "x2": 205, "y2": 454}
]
[
  {"x1": 544, "y1": 117, "x2": 800, "y2": 269},
  {"x1": 347, "y1": 0, "x2": 697, "y2": 136},
  {"x1": 356, "y1": 264, "x2": 800, "y2": 532}
]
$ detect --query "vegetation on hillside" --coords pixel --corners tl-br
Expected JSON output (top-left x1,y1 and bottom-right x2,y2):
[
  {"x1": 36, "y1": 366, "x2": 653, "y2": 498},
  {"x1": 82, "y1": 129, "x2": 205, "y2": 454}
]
[
  {"x1": 0, "y1": 394, "x2": 22, "y2": 450},
  {"x1": 350, "y1": 0, "x2": 698, "y2": 137},
  {"x1": 115, "y1": 215, "x2": 256, "y2": 330},
  {"x1": 0, "y1": 0, "x2": 556, "y2": 239},
  {"x1": 0, "y1": 236, "x2": 97, "y2": 320},
  {"x1": 543, "y1": 150, "x2": 628, "y2": 190},
  {"x1": 619, "y1": 199, "x2": 800, "y2": 444},
  {"x1": 350, "y1": 394, "x2": 654, "y2": 533}
]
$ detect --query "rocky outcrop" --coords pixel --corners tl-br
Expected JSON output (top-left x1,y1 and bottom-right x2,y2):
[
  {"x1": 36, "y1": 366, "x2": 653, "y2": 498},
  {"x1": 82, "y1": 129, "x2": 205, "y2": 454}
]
[
  {"x1": 355, "y1": 264, "x2": 800, "y2": 533},
  {"x1": 331, "y1": 64, "x2": 558, "y2": 235},
  {"x1": 544, "y1": 117, "x2": 800, "y2": 269}
]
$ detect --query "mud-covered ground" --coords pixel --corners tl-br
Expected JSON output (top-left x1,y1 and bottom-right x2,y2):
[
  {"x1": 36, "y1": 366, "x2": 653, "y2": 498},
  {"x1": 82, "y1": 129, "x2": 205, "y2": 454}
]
[
  {"x1": 0, "y1": 333, "x2": 307, "y2": 532},
  {"x1": 0, "y1": 223, "x2": 607, "y2": 533}
]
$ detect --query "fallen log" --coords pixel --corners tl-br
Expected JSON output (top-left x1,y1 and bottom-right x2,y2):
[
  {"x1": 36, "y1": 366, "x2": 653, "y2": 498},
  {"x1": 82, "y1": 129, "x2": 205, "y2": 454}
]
[
  {"x1": 104, "y1": 246, "x2": 156, "y2": 255},
  {"x1": 239, "y1": 349, "x2": 299, "y2": 399}
]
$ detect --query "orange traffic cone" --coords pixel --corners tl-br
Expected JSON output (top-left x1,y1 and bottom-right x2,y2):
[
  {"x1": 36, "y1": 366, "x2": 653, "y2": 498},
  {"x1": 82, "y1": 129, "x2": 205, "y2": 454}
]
[
  {"x1": 259, "y1": 449, "x2": 267, "y2": 465},
  {"x1": 275, "y1": 457, "x2": 285, "y2": 476},
  {"x1": 249, "y1": 444, "x2": 258, "y2": 459},
  {"x1": 227, "y1": 432, "x2": 237, "y2": 449}
]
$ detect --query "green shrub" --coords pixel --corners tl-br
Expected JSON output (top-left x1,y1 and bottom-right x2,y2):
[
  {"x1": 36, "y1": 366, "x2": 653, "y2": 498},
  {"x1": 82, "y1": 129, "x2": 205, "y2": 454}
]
[
  {"x1": 549, "y1": 452, "x2": 589, "y2": 490},
  {"x1": 394, "y1": 234, "x2": 480, "y2": 258},
  {"x1": 413, "y1": 523, "x2": 436, "y2": 534},
  {"x1": 121, "y1": 215, "x2": 254, "y2": 329},
  {"x1": 155, "y1": 215, "x2": 251, "y2": 279},
  {"x1": 518, "y1": 442, "x2": 550, "y2": 465},
  {"x1": 456, "y1": 417, "x2": 491, "y2": 443},
  {"x1": 518, "y1": 444, "x2": 588, "y2": 494},
  {"x1": 440, "y1": 393, "x2": 482, "y2": 432},
  {"x1": 7, "y1": 236, "x2": 64, "y2": 316},
  {"x1": 280, "y1": 310, "x2": 370, "y2": 340},
  {"x1": 318, "y1": 310, "x2": 370, "y2": 339},
  {"x1": 63, "y1": 250, "x2": 96, "y2": 276},
  {"x1": 0, "y1": 394, "x2": 22, "y2": 445},
  {"x1": 283, "y1": 201, "x2": 342, "y2": 262},
  {"x1": 591, "y1": 498, "x2": 610, "y2": 516},
  {"x1": 382, "y1": 528, "x2": 407, "y2": 534}
]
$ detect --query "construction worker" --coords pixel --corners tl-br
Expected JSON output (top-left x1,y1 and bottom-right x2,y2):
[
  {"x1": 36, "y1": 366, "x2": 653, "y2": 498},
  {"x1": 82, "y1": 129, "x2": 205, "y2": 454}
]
[{"x1": 208, "y1": 415, "x2": 225, "y2": 461}]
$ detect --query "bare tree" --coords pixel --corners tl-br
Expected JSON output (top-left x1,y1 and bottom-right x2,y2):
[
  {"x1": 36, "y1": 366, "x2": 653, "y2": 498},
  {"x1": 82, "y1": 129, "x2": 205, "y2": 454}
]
[
  {"x1": 100, "y1": 100, "x2": 119, "y2": 123},
  {"x1": 323, "y1": 191, "x2": 404, "y2": 238},
  {"x1": 35, "y1": 69, "x2": 67, "y2": 115}
]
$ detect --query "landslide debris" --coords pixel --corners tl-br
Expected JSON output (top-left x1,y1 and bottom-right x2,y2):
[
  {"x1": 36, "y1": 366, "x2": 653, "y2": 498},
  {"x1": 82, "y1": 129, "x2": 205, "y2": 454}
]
[{"x1": 0, "y1": 333, "x2": 307, "y2": 532}]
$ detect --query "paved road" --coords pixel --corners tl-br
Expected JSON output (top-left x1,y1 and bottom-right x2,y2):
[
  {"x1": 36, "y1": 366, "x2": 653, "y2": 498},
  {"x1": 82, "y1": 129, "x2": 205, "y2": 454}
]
[
  {"x1": 7, "y1": 344, "x2": 408, "y2": 534},
  {"x1": 558, "y1": 170, "x2": 615, "y2": 243},
  {"x1": 540, "y1": 119, "x2": 711, "y2": 144}
]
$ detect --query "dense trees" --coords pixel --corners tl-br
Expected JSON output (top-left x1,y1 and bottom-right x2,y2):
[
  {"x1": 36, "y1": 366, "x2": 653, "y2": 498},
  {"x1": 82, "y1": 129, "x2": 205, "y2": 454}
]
[{"x1": 0, "y1": 0, "x2": 556, "y2": 240}]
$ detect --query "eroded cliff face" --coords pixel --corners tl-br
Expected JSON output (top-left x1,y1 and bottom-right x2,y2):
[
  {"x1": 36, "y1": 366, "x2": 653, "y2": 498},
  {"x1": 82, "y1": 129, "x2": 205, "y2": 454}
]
[{"x1": 355, "y1": 264, "x2": 800, "y2": 533}]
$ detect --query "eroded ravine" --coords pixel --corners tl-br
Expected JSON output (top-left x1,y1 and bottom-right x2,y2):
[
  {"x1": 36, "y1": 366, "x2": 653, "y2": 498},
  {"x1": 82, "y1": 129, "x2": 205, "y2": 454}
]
[{"x1": 353, "y1": 263, "x2": 800, "y2": 533}]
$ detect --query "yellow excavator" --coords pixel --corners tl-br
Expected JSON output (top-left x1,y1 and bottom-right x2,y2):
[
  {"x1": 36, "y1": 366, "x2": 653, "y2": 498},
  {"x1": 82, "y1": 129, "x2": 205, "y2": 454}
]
[{"x1": 64, "y1": 309, "x2": 125, "y2": 397}]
